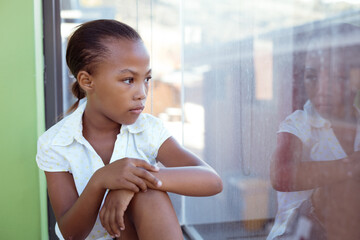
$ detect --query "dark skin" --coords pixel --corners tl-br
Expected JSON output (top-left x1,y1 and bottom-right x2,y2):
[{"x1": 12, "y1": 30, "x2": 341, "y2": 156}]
[
  {"x1": 82, "y1": 110, "x2": 119, "y2": 166},
  {"x1": 45, "y1": 38, "x2": 222, "y2": 240}
]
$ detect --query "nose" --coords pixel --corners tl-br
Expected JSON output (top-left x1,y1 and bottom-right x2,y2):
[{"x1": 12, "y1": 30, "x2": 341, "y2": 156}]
[
  {"x1": 317, "y1": 71, "x2": 331, "y2": 96},
  {"x1": 134, "y1": 82, "x2": 147, "y2": 100}
]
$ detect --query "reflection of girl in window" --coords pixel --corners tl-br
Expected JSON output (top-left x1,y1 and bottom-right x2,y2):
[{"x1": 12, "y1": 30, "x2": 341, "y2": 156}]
[
  {"x1": 36, "y1": 19, "x2": 222, "y2": 240},
  {"x1": 268, "y1": 24, "x2": 360, "y2": 240}
]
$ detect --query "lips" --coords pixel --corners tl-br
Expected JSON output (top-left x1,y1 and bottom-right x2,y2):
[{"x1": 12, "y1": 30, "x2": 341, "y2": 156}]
[
  {"x1": 129, "y1": 105, "x2": 144, "y2": 114},
  {"x1": 314, "y1": 102, "x2": 332, "y2": 109}
]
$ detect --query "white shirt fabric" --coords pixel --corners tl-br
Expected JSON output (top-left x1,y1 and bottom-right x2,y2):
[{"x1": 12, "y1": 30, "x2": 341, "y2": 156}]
[
  {"x1": 36, "y1": 101, "x2": 171, "y2": 240},
  {"x1": 267, "y1": 100, "x2": 360, "y2": 240}
]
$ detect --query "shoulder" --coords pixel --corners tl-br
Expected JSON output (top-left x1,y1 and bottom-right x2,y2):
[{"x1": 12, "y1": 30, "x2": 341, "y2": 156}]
[
  {"x1": 127, "y1": 113, "x2": 169, "y2": 137},
  {"x1": 37, "y1": 117, "x2": 68, "y2": 147},
  {"x1": 281, "y1": 109, "x2": 308, "y2": 128},
  {"x1": 278, "y1": 109, "x2": 311, "y2": 143},
  {"x1": 38, "y1": 102, "x2": 85, "y2": 147},
  {"x1": 36, "y1": 116, "x2": 73, "y2": 172},
  {"x1": 140, "y1": 113, "x2": 165, "y2": 128},
  {"x1": 138, "y1": 113, "x2": 171, "y2": 142}
]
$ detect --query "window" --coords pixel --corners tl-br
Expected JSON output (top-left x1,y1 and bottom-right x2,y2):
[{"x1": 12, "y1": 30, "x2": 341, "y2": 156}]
[{"x1": 49, "y1": 0, "x2": 360, "y2": 239}]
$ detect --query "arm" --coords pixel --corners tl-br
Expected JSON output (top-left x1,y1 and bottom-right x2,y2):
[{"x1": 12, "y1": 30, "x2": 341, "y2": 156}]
[
  {"x1": 46, "y1": 159, "x2": 161, "y2": 240},
  {"x1": 148, "y1": 137, "x2": 223, "y2": 196},
  {"x1": 99, "y1": 189, "x2": 135, "y2": 238},
  {"x1": 270, "y1": 132, "x2": 360, "y2": 192},
  {"x1": 45, "y1": 171, "x2": 105, "y2": 240},
  {"x1": 98, "y1": 137, "x2": 222, "y2": 237}
]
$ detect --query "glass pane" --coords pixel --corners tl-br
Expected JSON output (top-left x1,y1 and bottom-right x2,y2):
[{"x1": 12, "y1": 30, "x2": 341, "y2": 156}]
[
  {"x1": 181, "y1": 1, "x2": 276, "y2": 238},
  {"x1": 59, "y1": 0, "x2": 360, "y2": 239},
  {"x1": 181, "y1": 1, "x2": 360, "y2": 240}
]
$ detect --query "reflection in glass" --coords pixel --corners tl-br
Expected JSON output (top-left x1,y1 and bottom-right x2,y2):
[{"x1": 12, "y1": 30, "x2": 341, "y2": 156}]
[{"x1": 269, "y1": 24, "x2": 360, "y2": 240}]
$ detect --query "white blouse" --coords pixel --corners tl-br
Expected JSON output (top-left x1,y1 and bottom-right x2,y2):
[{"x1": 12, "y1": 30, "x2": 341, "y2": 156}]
[{"x1": 36, "y1": 101, "x2": 171, "y2": 240}]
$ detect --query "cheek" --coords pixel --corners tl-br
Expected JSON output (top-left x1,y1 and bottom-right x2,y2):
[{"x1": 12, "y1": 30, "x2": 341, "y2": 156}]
[
  {"x1": 304, "y1": 83, "x2": 316, "y2": 99},
  {"x1": 331, "y1": 83, "x2": 346, "y2": 104},
  {"x1": 98, "y1": 85, "x2": 128, "y2": 105}
]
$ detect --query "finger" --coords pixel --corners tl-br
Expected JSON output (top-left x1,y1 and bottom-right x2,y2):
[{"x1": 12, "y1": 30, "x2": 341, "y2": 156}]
[
  {"x1": 132, "y1": 159, "x2": 159, "y2": 172},
  {"x1": 109, "y1": 208, "x2": 121, "y2": 238},
  {"x1": 99, "y1": 206, "x2": 106, "y2": 226},
  {"x1": 134, "y1": 167, "x2": 162, "y2": 188},
  {"x1": 116, "y1": 208, "x2": 125, "y2": 231},
  {"x1": 121, "y1": 181, "x2": 141, "y2": 192},
  {"x1": 100, "y1": 207, "x2": 114, "y2": 238},
  {"x1": 126, "y1": 174, "x2": 148, "y2": 192}
]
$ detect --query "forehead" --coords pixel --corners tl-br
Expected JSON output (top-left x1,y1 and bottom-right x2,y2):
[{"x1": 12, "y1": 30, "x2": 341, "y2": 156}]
[
  {"x1": 305, "y1": 48, "x2": 346, "y2": 71},
  {"x1": 305, "y1": 36, "x2": 346, "y2": 66},
  {"x1": 102, "y1": 38, "x2": 150, "y2": 65}
]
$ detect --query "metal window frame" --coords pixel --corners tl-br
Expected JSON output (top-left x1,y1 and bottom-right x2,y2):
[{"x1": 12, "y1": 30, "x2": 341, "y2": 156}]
[{"x1": 42, "y1": 0, "x2": 63, "y2": 238}]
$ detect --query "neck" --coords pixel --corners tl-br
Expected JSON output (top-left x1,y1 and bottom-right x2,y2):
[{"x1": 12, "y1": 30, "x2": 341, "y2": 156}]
[{"x1": 82, "y1": 105, "x2": 121, "y2": 137}]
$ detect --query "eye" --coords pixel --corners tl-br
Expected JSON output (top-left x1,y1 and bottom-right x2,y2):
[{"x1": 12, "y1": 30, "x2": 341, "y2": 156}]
[
  {"x1": 123, "y1": 78, "x2": 134, "y2": 84},
  {"x1": 304, "y1": 73, "x2": 318, "y2": 84},
  {"x1": 145, "y1": 76, "x2": 152, "y2": 83}
]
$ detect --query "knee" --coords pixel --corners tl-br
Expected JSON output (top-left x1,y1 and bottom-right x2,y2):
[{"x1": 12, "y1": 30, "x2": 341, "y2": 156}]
[
  {"x1": 133, "y1": 189, "x2": 170, "y2": 202},
  {"x1": 127, "y1": 190, "x2": 176, "y2": 223},
  {"x1": 127, "y1": 190, "x2": 182, "y2": 239},
  {"x1": 317, "y1": 179, "x2": 360, "y2": 210},
  {"x1": 130, "y1": 189, "x2": 172, "y2": 212}
]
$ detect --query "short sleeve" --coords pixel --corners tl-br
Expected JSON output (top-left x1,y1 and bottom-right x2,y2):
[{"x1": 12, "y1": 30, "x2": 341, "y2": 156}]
[
  {"x1": 278, "y1": 110, "x2": 310, "y2": 143},
  {"x1": 36, "y1": 136, "x2": 70, "y2": 172},
  {"x1": 152, "y1": 118, "x2": 172, "y2": 158}
]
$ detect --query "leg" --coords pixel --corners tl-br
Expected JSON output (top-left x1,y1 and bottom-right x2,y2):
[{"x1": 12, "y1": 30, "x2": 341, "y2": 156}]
[
  {"x1": 118, "y1": 212, "x2": 139, "y2": 240},
  {"x1": 312, "y1": 179, "x2": 360, "y2": 240},
  {"x1": 326, "y1": 179, "x2": 360, "y2": 240},
  {"x1": 127, "y1": 189, "x2": 183, "y2": 240}
]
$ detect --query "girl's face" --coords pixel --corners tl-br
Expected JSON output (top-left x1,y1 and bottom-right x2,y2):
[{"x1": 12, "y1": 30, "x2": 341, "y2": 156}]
[
  {"x1": 304, "y1": 44, "x2": 347, "y2": 120},
  {"x1": 88, "y1": 39, "x2": 151, "y2": 125}
]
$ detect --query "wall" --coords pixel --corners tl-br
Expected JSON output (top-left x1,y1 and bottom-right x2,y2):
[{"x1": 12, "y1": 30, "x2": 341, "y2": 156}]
[{"x1": 0, "y1": 0, "x2": 45, "y2": 239}]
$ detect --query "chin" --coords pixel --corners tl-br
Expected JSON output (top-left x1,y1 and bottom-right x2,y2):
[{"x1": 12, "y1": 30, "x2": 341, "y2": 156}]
[
  {"x1": 121, "y1": 117, "x2": 140, "y2": 125},
  {"x1": 317, "y1": 109, "x2": 331, "y2": 119}
]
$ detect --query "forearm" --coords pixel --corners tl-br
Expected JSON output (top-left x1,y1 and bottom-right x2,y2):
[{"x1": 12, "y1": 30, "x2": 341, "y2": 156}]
[
  {"x1": 271, "y1": 132, "x2": 360, "y2": 192},
  {"x1": 292, "y1": 159, "x2": 354, "y2": 191},
  {"x1": 57, "y1": 175, "x2": 106, "y2": 240},
  {"x1": 148, "y1": 166, "x2": 223, "y2": 196},
  {"x1": 275, "y1": 158, "x2": 355, "y2": 192}
]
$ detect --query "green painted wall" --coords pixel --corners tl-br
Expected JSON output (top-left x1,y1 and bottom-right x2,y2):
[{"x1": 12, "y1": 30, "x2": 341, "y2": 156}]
[{"x1": 0, "y1": 0, "x2": 46, "y2": 239}]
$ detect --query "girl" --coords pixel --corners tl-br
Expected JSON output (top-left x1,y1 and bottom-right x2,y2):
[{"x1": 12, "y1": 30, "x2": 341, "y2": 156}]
[
  {"x1": 36, "y1": 19, "x2": 222, "y2": 240},
  {"x1": 268, "y1": 24, "x2": 360, "y2": 240}
]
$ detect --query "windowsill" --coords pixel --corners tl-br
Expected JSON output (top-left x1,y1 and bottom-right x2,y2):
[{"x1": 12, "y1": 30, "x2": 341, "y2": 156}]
[{"x1": 182, "y1": 219, "x2": 274, "y2": 240}]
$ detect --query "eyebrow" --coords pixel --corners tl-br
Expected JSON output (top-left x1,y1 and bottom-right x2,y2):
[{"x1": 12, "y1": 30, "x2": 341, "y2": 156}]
[{"x1": 118, "y1": 69, "x2": 152, "y2": 75}]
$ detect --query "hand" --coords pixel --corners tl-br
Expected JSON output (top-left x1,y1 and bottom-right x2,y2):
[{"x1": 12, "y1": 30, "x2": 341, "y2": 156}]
[
  {"x1": 143, "y1": 169, "x2": 163, "y2": 190},
  {"x1": 99, "y1": 189, "x2": 135, "y2": 238},
  {"x1": 94, "y1": 158, "x2": 162, "y2": 192}
]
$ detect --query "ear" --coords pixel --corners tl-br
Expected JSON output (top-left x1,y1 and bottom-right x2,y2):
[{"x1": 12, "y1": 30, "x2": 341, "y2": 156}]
[{"x1": 77, "y1": 70, "x2": 94, "y2": 93}]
